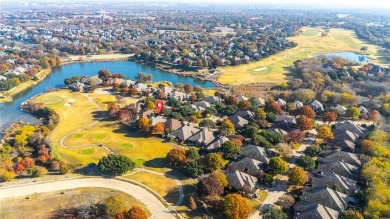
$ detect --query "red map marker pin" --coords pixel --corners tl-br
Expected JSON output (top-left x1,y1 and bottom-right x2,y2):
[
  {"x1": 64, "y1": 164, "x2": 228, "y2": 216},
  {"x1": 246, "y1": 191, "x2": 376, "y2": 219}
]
[{"x1": 155, "y1": 100, "x2": 164, "y2": 114}]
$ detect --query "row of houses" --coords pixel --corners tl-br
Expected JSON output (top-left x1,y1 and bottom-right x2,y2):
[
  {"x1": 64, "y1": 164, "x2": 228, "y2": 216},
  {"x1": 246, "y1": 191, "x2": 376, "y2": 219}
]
[{"x1": 293, "y1": 149, "x2": 362, "y2": 218}]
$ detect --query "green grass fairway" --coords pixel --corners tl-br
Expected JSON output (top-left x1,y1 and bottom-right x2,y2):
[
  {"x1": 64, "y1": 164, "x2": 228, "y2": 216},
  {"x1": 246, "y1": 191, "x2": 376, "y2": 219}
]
[
  {"x1": 33, "y1": 90, "x2": 180, "y2": 166},
  {"x1": 218, "y1": 27, "x2": 384, "y2": 85},
  {"x1": 82, "y1": 148, "x2": 95, "y2": 155},
  {"x1": 39, "y1": 95, "x2": 65, "y2": 105}
]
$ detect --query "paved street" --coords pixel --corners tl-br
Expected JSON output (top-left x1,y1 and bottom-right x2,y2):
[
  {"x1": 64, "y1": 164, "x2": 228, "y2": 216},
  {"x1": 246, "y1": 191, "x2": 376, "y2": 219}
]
[{"x1": 0, "y1": 177, "x2": 177, "y2": 219}]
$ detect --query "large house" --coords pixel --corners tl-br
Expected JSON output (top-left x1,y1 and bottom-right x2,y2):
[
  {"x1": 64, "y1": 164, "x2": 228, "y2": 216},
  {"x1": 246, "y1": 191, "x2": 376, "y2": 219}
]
[
  {"x1": 308, "y1": 100, "x2": 324, "y2": 113},
  {"x1": 205, "y1": 136, "x2": 229, "y2": 152},
  {"x1": 313, "y1": 161, "x2": 359, "y2": 180},
  {"x1": 311, "y1": 172, "x2": 359, "y2": 194},
  {"x1": 227, "y1": 157, "x2": 266, "y2": 178},
  {"x1": 294, "y1": 200, "x2": 339, "y2": 219},
  {"x1": 187, "y1": 128, "x2": 216, "y2": 146},
  {"x1": 239, "y1": 144, "x2": 270, "y2": 164},
  {"x1": 301, "y1": 187, "x2": 349, "y2": 212},
  {"x1": 318, "y1": 150, "x2": 361, "y2": 167},
  {"x1": 167, "y1": 123, "x2": 199, "y2": 141},
  {"x1": 228, "y1": 115, "x2": 249, "y2": 129},
  {"x1": 225, "y1": 169, "x2": 258, "y2": 194}
]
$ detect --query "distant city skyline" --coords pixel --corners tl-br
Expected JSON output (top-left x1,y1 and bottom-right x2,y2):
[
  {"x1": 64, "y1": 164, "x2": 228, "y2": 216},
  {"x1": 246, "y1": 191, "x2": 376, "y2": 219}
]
[{"x1": 3, "y1": 0, "x2": 390, "y2": 9}]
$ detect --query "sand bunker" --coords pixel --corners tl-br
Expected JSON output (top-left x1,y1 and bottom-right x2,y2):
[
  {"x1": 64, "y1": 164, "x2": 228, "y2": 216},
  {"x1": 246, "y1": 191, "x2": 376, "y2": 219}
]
[
  {"x1": 68, "y1": 98, "x2": 75, "y2": 103},
  {"x1": 64, "y1": 103, "x2": 71, "y2": 107},
  {"x1": 253, "y1": 67, "x2": 268, "y2": 72}
]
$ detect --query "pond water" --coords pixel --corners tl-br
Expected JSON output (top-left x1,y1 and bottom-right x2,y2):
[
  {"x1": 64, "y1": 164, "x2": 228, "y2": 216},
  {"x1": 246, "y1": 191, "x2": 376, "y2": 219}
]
[
  {"x1": 317, "y1": 52, "x2": 369, "y2": 63},
  {"x1": 0, "y1": 61, "x2": 216, "y2": 130}
]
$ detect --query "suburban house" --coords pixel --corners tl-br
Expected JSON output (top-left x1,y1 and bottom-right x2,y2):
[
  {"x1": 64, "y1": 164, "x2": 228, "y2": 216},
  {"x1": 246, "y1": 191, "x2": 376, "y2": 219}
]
[
  {"x1": 164, "y1": 118, "x2": 182, "y2": 131},
  {"x1": 252, "y1": 97, "x2": 265, "y2": 106},
  {"x1": 311, "y1": 172, "x2": 359, "y2": 194},
  {"x1": 271, "y1": 120, "x2": 296, "y2": 132},
  {"x1": 205, "y1": 136, "x2": 229, "y2": 151},
  {"x1": 276, "y1": 98, "x2": 287, "y2": 106},
  {"x1": 294, "y1": 200, "x2": 339, "y2": 219},
  {"x1": 228, "y1": 115, "x2": 249, "y2": 129},
  {"x1": 358, "y1": 106, "x2": 369, "y2": 115},
  {"x1": 150, "y1": 115, "x2": 167, "y2": 126},
  {"x1": 190, "y1": 101, "x2": 211, "y2": 112},
  {"x1": 301, "y1": 186, "x2": 349, "y2": 212},
  {"x1": 202, "y1": 96, "x2": 221, "y2": 104},
  {"x1": 334, "y1": 104, "x2": 347, "y2": 115},
  {"x1": 227, "y1": 157, "x2": 266, "y2": 178},
  {"x1": 318, "y1": 150, "x2": 361, "y2": 167},
  {"x1": 134, "y1": 83, "x2": 148, "y2": 92},
  {"x1": 333, "y1": 122, "x2": 367, "y2": 138},
  {"x1": 171, "y1": 90, "x2": 188, "y2": 101},
  {"x1": 237, "y1": 95, "x2": 249, "y2": 102},
  {"x1": 225, "y1": 169, "x2": 258, "y2": 194},
  {"x1": 308, "y1": 100, "x2": 324, "y2": 113},
  {"x1": 234, "y1": 110, "x2": 255, "y2": 121},
  {"x1": 313, "y1": 161, "x2": 359, "y2": 180},
  {"x1": 67, "y1": 82, "x2": 85, "y2": 91},
  {"x1": 239, "y1": 144, "x2": 270, "y2": 164},
  {"x1": 293, "y1": 100, "x2": 304, "y2": 109},
  {"x1": 186, "y1": 128, "x2": 216, "y2": 146},
  {"x1": 167, "y1": 123, "x2": 199, "y2": 141}
]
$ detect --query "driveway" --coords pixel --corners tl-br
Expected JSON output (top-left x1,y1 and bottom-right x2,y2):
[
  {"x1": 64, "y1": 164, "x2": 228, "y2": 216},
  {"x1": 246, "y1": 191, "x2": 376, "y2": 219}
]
[{"x1": 0, "y1": 177, "x2": 177, "y2": 219}]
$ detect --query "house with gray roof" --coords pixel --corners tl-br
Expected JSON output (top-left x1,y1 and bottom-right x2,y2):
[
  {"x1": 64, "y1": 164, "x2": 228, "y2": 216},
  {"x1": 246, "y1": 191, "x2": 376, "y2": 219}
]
[
  {"x1": 294, "y1": 200, "x2": 339, "y2": 219},
  {"x1": 311, "y1": 172, "x2": 359, "y2": 194},
  {"x1": 227, "y1": 157, "x2": 266, "y2": 178},
  {"x1": 276, "y1": 98, "x2": 287, "y2": 106},
  {"x1": 228, "y1": 115, "x2": 249, "y2": 129},
  {"x1": 252, "y1": 97, "x2": 265, "y2": 106},
  {"x1": 358, "y1": 106, "x2": 369, "y2": 115},
  {"x1": 318, "y1": 150, "x2": 361, "y2": 166},
  {"x1": 167, "y1": 123, "x2": 199, "y2": 142},
  {"x1": 225, "y1": 169, "x2": 258, "y2": 194},
  {"x1": 329, "y1": 139, "x2": 356, "y2": 152},
  {"x1": 202, "y1": 96, "x2": 221, "y2": 104},
  {"x1": 237, "y1": 95, "x2": 249, "y2": 102},
  {"x1": 308, "y1": 100, "x2": 324, "y2": 113},
  {"x1": 205, "y1": 136, "x2": 229, "y2": 152},
  {"x1": 293, "y1": 100, "x2": 304, "y2": 109},
  {"x1": 150, "y1": 115, "x2": 167, "y2": 126},
  {"x1": 234, "y1": 110, "x2": 255, "y2": 121},
  {"x1": 187, "y1": 128, "x2": 216, "y2": 146},
  {"x1": 313, "y1": 161, "x2": 359, "y2": 180},
  {"x1": 275, "y1": 115, "x2": 296, "y2": 124},
  {"x1": 67, "y1": 82, "x2": 85, "y2": 91},
  {"x1": 333, "y1": 122, "x2": 367, "y2": 138},
  {"x1": 334, "y1": 104, "x2": 347, "y2": 115},
  {"x1": 190, "y1": 101, "x2": 211, "y2": 112},
  {"x1": 271, "y1": 120, "x2": 296, "y2": 132},
  {"x1": 239, "y1": 144, "x2": 270, "y2": 164},
  {"x1": 164, "y1": 118, "x2": 182, "y2": 131},
  {"x1": 301, "y1": 186, "x2": 348, "y2": 212},
  {"x1": 171, "y1": 90, "x2": 188, "y2": 101}
]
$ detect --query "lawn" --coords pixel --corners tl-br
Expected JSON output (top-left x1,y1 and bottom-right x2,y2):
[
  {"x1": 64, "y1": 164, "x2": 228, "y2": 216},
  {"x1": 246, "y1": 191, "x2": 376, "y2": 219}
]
[
  {"x1": 218, "y1": 27, "x2": 384, "y2": 85},
  {"x1": 124, "y1": 171, "x2": 179, "y2": 205},
  {"x1": 33, "y1": 90, "x2": 180, "y2": 166},
  {"x1": 0, "y1": 187, "x2": 148, "y2": 219}
]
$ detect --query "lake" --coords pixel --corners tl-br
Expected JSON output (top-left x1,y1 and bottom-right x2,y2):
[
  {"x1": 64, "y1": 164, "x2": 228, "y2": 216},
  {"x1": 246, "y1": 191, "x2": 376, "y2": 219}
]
[
  {"x1": 317, "y1": 52, "x2": 369, "y2": 63},
  {"x1": 0, "y1": 61, "x2": 216, "y2": 129}
]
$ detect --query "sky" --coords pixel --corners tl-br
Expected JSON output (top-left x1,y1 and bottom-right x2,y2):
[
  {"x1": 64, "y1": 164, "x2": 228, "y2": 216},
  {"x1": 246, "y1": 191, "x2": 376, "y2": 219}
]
[{"x1": 3, "y1": 0, "x2": 390, "y2": 9}]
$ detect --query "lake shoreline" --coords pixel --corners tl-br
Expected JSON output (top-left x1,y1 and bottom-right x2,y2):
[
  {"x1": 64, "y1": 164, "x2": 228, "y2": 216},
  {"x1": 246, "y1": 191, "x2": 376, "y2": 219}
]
[{"x1": 0, "y1": 54, "x2": 221, "y2": 103}]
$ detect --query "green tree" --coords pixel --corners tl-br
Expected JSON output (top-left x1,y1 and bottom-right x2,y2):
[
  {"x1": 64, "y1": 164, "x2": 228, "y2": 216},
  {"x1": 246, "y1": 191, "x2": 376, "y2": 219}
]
[
  {"x1": 261, "y1": 206, "x2": 287, "y2": 219},
  {"x1": 187, "y1": 160, "x2": 204, "y2": 177},
  {"x1": 262, "y1": 174, "x2": 273, "y2": 186},
  {"x1": 224, "y1": 193, "x2": 251, "y2": 219},
  {"x1": 346, "y1": 106, "x2": 361, "y2": 119},
  {"x1": 295, "y1": 155, "x2": 316, "y2": 171},
  {"x1": 269, "y1": 157, "x2": 289, "y2": 175},
  {"x1": 342, "y1": 210, "x2": 364, "y2": 219},
  {"x1": 220, "y1": 120, "x2": 236, "y2": 136},
  {"x1": 204, "y1": 153, "x2": 226, "y2": 172},
  {"x1": 288, "y1": 166, "x2": 307, "y2": 186},
  {"x1": 252, "y1": 134, "x2": 273, "y2": 149},
  {"x1": 187, "y1": 147, "x2": 200, "y2": 160},
  {"x1": 222, "y1": 141, "x2": 240, "y2": 159},
  {"x1": 98, "y1": 154, "x2": 135, "y2": 176},
  {"x1": 304, "y1": 146, "x2": 322, "y2": 157}
]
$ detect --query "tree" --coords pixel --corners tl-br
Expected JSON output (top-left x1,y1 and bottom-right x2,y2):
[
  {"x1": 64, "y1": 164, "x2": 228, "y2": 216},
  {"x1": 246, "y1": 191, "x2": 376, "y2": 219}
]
[
  {"x1": 296, "y1": 115, "x2": 313, "y2": 131},
  {"x1": 198, "y1": 176, "x2": 224, "y2": 197},
  {"x1": 342, "y1": 210, "x2": 364, "y2": 219},
  {"x1": 204, "y1": 153, "x2": 225, "y2": 172},
  {"x1": 184, "y1": 84, "x2": 193, "y2": 94},
  {"x1": 238, "y1": 100, "x2": 252, "y2": 110},
  {"x1": 265, "y1": 100, "x2": 282, "y2": 115},
  {"x1": 105, "y1": 195, "x2": 127, "y2": 216},
  {"x1": 288, "y1": 166, "x2": 307, "y2": 186},
  {"x1": 304, "y1": 146, "x2": 322, "y2": 157},
  {"x1": 220, "y1": 120, "x2": 236, "y2": 136},
  {"x1": 346, "y1": 106, "x2": 361, "y2": 119},
  {"x1": 136, "y1": 116, "x2": 150, "y2": 133},
  {"x1": 295, "y1": 155, "x2": 316, "y2": 170},
  {"x1": 145, "y1": 100, "x2": 155, "y2": 110},
  {"x1": 152, "y1": 123, "x2": 165, "y2": 136},
  {"x1": 262, "y1": 174, "x2": 273, "y2": 186},
  {"x1": 297, "y1": 106, "x2": 316, "y2": 118},
  {"x1": 269, "y1": 157, "x2": 289, "y2": 175},
  {"x1": 360, "y1": 139, "x2": 375, "y2": 155},
  {"x1": 186, "y1": 147, "x2": 200, "y2": 160},
  {"x1": 287, "y1": 130, "x2": 305, "y2": 143},
  {"x1": 255, "y1": 108, "x2": 266, "y2": 120},
  {"x1": 222, "y1": 141, "x2": 240, "y2": 159},
  {"x1": 187, "y1": 160, "x2": 204, "y2": 177},
  {"x1": 189, "y1": 196, "x2": 197, "y2": 211},
  {"x1": 98, "y1": 69, "x2": 111, "y2": 79},
  {"x1": 276, "y1": 143, "x2": 293, "y2": 159},
  {"x1": 98, "y1": 154, "x2": 135, "y2": 176},
  {"x1": 27, "y1": 166, "x2": 48, "y2": 177},
  {"x1": 121, "y1": 206, "x2": 148, "y2": 219},
  {"x1": 166, "y1": 148, "x2": 187, "y2": 166},
  {"x1": 317, "y1": 125, "x2": 334, "y2": 142},
  {"x1": 224, "y1": 95, "x2": 239, "y2": 106},
  {"x1": 252, "y1": 134, "x2": 273, "y2": 149},
  {"x1": 322, "y1": 112, "x2": 337, "y2": 123},
  {"x1": 266, "y1": 112, "x2": 276, "y2": 123},
  {"x1": 262, "y1": 130, "x2": 284, "y2": 145},
  {"x1": 224, "y1": 194, "x2": 251, "y2": 219},
  {"x1": 199, "y1": 119, "x2": 217, "y2": 128},
  {"x1": 261, "y1": 206, "x2": 287, "y2": 219},
  {"x1": 0, "y1": 169, "x2": 16, "y2": 182},
  {"x1": 212, "y1": 171, "x2": 228, "y2": 188}
]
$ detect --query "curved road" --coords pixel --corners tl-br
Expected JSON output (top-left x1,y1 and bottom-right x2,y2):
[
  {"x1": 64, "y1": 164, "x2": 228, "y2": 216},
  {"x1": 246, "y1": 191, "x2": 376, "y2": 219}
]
[{"x1": 0, "y1": 177, "x2": 177, "y2": 219}]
